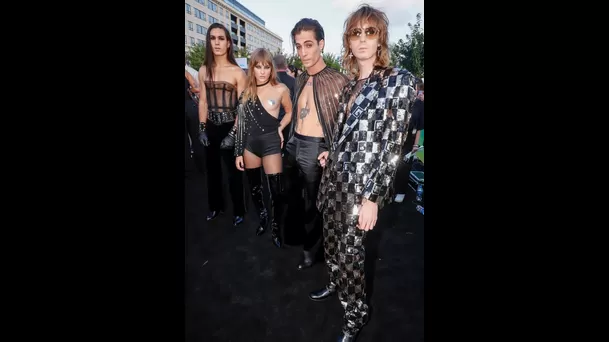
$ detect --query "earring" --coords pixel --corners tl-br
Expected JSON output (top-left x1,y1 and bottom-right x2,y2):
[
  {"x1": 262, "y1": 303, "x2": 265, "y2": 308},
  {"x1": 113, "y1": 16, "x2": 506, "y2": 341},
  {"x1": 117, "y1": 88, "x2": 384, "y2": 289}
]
[
  {"x1": 377, "y1": 46, "x2": 381, "y2": 56},
  {"x1": 348, "y1": 51, "x2": 353, "y2": 58}
]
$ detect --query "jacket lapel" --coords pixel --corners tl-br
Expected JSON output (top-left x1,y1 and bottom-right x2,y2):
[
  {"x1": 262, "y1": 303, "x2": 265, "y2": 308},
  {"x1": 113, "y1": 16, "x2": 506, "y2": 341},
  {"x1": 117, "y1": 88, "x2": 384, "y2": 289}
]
[{"x1": 332, "y1": 74, "x2": 383, "y2": 151}]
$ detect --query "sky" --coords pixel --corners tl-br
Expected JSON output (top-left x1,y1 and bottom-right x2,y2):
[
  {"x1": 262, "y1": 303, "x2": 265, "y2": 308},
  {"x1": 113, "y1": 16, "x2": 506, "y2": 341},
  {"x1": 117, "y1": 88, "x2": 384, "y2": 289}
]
[{"x1": 238, "y1": 0, "x2": 424, "y2": 56}]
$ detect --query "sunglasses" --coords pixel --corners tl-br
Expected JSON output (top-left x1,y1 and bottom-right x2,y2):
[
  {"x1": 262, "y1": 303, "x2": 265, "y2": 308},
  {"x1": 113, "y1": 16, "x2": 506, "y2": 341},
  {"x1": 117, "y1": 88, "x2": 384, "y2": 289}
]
[{"x1": 348, "y1": 27, "x2": 380, "y2": 41}]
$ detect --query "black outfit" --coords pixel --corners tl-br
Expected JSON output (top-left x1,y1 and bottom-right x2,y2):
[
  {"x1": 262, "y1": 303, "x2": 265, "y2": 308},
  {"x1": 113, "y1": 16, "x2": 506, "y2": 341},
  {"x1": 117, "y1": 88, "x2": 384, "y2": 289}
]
[
  {"x1": 276, "y1": 71, "x2": 295, "y2": 121},
  {"x1": 283, "y1": 67, "x2": 349, "y2": 268},
  {"x1": 235, "y1": 95, "x2": 284, "y2": 247},
  {"x1": 204, "y1": 81, "x2": 245, "y2": 224},
  {"x1": 283, "y1": 132, "x2": 326, "y2": 251},
  {"x1": 244, "y1": 97, "x2": 282, "y2": 157},
  {"x1": 277, "y1": 71, "x2": 295, "y2": 151},
  {"x1": 185, "y1": 77, "x2": 205, "y2": 174}
]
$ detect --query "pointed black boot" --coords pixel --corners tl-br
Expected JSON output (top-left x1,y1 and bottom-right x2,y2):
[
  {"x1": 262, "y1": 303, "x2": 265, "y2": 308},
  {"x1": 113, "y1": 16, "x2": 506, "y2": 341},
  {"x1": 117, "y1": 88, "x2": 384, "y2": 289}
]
[
  {"x1": 233, "y1": 216, "x2": 244, "y2": 226},
  {"x1": 206, "y1": 210, "x2": 223, "y2": 221},
  {"x1": 245, "y1": 167, "x2": 268, "y2": 236},
  {"x1": 267, "y1": 173, "x2": 284, "y2": 248},
  {"x1": 309, "y1": 284, "x2": 337, "y2": 301},
  {"x1": 297, "y1": 250, "x2": 315, "y2": 270}
]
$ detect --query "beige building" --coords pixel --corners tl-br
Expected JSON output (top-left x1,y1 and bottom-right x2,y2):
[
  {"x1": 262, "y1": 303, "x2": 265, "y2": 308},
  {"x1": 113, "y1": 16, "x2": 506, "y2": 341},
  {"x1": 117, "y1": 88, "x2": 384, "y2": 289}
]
[{"x1": 185, "y1": 0, "x2": 282, "y2": 54}]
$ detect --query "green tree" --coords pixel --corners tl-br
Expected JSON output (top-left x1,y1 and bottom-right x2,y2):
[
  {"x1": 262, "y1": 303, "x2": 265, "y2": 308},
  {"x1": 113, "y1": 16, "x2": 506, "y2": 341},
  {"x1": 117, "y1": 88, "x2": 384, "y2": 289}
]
[
  {"x1": 284, "y1": 53, "x2": 343, "y2": 73},
  {"x1": 323, "y1": 52, "x2": 342, "y2": 72},
  {"x1": 285, "y1": 53, "x2": 303, "y2": 70},
  {"x1": 389, "y1": 43, "x2": 400, "y2": 66},
  {"x1": 234, "y1": 47, "x2": 249, "y2": 58},
  {"x1": 186, "y1": 43, "x2": 206, "y2": 70},
  {"x1": 390, "y1": 13, "x2": 424, "y2": 77}
]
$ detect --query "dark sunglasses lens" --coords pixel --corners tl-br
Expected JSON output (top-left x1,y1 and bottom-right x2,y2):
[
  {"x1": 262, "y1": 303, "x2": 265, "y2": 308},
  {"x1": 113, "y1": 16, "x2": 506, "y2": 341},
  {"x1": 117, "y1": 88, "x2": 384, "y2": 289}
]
[{"x1": 365, "y1": 28, "x2": 378, "y2": 36}]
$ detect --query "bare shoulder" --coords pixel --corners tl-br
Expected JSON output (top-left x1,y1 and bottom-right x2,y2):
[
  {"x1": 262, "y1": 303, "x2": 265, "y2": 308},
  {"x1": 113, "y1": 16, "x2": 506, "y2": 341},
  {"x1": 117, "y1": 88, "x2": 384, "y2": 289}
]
[
  {"x1": 275, "y1": 82, "x2": 289, "y2": 94},
  {"x1": 230, "y1": 65, "x2": 246, "y2": 77}
]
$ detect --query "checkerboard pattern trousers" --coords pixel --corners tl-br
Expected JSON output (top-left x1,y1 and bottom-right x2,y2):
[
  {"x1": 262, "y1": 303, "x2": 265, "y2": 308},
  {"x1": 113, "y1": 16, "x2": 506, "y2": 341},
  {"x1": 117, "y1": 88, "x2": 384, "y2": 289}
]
[{"x1": 322, "y1": 208, "x2": 369, "y2": 334}]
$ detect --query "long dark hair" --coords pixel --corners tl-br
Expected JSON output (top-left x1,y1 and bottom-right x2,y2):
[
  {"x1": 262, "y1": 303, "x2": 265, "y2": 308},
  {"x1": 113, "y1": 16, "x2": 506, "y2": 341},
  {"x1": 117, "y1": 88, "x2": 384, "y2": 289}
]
[{"x1": 204, "y1": 23, "x2": 238, "y2": 81}]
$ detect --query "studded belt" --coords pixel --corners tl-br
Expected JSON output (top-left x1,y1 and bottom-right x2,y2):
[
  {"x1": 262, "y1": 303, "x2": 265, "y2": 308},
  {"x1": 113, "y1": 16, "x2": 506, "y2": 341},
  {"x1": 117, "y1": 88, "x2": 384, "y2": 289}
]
[{"x1": 208, "y1": 109, "x2": 237, "y2": 125}]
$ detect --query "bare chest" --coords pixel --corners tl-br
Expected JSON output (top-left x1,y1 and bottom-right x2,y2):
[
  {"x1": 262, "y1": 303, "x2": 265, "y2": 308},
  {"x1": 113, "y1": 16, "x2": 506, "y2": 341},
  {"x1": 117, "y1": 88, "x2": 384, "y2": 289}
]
[
  {"x1": 256, "y1": 87, "x2": 281, "y2": 117},
  {"x1": 297, "y1": 80, "x2": 316, "y2": 120}
]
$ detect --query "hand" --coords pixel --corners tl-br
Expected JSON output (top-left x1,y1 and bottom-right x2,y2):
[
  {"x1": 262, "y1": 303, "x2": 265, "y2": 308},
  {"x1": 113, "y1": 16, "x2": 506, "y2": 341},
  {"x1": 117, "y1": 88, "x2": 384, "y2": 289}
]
[
  {"x1": 278, "y1": 128, "x2": 284, "y2": 148},
  {"x1": 198, "y1": 131, "x2": 209, "y2": 147},
  {"x1": 220, "y1": 128, "x2": 236, "y2": 149},
  {"x1": 317, "y1": 151, "x2": 329, "y2": 168},
  {"x1": 235, "y1": 156, "x2": 244, "y2": 171},
  {"x1": 412, "y1": 145, "x2": 419, "y2": 152},
  {"x1": 357, "y1": 198, "x2": 378, "y2": 231}
]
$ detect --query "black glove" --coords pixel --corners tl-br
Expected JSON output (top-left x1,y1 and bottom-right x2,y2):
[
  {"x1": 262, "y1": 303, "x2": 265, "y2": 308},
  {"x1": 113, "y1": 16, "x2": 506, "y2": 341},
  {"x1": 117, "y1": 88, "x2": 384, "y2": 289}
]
[
  {"x1": 220, "y1": 126, "x2": 236, "y2": 150},
  {"x1": 198, "y1": 122, "x2": 209, "y2": 147}
]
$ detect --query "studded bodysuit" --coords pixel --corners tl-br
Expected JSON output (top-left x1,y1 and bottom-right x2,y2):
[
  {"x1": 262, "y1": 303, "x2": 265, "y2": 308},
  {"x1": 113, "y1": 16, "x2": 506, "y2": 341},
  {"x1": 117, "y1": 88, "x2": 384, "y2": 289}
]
[{"x1": 235, "y1": 96, "x2": 282, "y2": 158}]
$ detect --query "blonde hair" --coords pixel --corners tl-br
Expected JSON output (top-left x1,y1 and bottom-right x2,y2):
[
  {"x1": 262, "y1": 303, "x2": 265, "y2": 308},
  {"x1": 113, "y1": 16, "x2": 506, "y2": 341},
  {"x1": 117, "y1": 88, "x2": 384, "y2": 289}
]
[
  {"x1": 341, "y1": 4, "x2": 391, "y2": 78},
  {"x1": 241, "y1": 48, "x2": 279, "y2": 104}
]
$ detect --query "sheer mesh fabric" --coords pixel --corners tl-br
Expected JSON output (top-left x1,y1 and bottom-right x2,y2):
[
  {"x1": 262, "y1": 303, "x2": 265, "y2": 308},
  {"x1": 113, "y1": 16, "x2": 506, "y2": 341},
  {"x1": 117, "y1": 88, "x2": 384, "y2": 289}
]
[{"x1": 204, "y1": 81, "x2": 238, "y2": 112}]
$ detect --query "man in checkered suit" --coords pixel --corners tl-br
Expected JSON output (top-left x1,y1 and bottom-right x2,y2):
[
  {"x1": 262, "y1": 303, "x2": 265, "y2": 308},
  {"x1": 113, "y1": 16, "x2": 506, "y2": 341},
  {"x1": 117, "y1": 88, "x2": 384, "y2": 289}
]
[{"x1": 309, "y1": 5, "x2": 417, "y2": 341}]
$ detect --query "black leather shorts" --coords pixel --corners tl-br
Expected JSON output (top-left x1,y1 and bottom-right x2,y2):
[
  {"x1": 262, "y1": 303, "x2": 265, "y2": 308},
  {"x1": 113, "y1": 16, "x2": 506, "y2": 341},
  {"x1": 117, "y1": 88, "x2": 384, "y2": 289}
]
[{"x1": 245, "y1": 131, "x2": 282, "y2": 158}]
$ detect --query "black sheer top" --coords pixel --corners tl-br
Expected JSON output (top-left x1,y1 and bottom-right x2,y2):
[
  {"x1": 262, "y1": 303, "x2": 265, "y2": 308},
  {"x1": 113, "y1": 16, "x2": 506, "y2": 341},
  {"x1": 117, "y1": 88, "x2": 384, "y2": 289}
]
[{"x1": 204, "y1": 81, "x2": 238, "y2": 112}]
